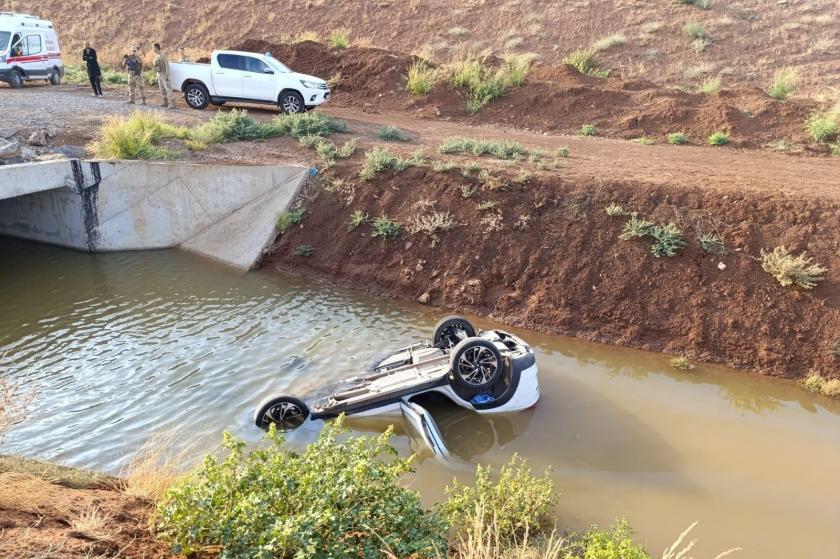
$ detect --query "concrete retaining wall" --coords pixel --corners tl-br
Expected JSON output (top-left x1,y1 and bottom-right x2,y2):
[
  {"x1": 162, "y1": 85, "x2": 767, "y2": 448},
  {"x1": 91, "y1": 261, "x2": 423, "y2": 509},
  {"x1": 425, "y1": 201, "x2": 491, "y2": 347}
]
[{"x1": 0, "y1": 160, "x2": 306, "y2": 269}]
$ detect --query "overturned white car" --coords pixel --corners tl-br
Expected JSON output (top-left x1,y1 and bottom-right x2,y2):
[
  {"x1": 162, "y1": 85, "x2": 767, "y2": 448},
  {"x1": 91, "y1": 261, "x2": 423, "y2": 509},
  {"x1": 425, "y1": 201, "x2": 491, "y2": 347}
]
[{"x1": 254, "y1": 316, "x2": 539, "y2": 458}]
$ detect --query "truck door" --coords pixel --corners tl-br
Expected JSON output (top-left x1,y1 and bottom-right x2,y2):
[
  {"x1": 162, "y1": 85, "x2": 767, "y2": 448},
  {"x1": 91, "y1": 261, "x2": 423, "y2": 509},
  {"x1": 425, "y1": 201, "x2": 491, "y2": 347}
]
[
  {"x1": 241, "y1": 55, "x2": 276, "y2": 102},
  {"x1": 213, "y1": 53, "x2": 243, "y2": 98}
]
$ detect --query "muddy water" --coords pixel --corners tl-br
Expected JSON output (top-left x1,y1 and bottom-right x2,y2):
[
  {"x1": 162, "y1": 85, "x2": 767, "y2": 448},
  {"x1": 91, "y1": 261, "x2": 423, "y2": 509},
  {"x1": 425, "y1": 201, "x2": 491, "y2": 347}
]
[{"x1": 2, "y1": 238, "x2": 838, "y2": 557}]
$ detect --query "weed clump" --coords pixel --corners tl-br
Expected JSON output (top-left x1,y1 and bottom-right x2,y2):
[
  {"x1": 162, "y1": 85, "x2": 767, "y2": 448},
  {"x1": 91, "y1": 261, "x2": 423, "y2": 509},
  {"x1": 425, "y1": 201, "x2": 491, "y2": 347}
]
[
  {"x1": 562, "y1": 49, "x2": 610, "y2": 77},
  {"x1": 667, "y1": 132, "x2": 689, "y2": 145},
  {"x1": 593, "y1": 33, "x2": 627, "y2": 52},
  {"x1": 768, "y1": 68, "x2": 797, "y2": 100},
  {"x1": 276, "y1": 208, "x2": 305, "y2": 232},
  {"x1": 708, "y1": 131, "x2": 730, "y2": 146},
  {"x1": 619, "y1": 216, "x2": 685, "y2": 257},
  {"x1": 370, "y1": 215, "x2": 402, "y2": 239},
  {"x1": 294, "y1": 244, "x2": 314, "y2": 256},
  {"x1": 359, "y1": 147, "x2": 415, "y2": 179},
  {"x1": 565, "y1": 518, "x2": 650, "y2": 559},
  {"x1": 670, "y1": 356, "x2": 695, "y2": 371},
  {"x1": 805, "y1": 111, "x2": 838, "y2": 143},
  {"x1": 439, "y1": 137, "x2": 526, "y2": 159},
  {"x1": 91, "y1": 112, "x2": 185, "y2": 160},
  {"x1": 447, "y1": 53, "x2": 534, "y2": 112},
  {"x1": 377, "y1": 125, "x2": 409, "y2": 142},
  {"x1": 579, "y1": 124, "x2": 598, "y2": 136},
  {"x1": 700, "y1": 74, "x2": 722, "y2": 94},
  {"x1": 699, "y1": 232, "x2": 726, "y2": 254},
  {"x1": 406, "y1": 61, "x2": 438, "y2": 96},
  {"x1": 605, "y1": 203, "x2": 626, "y2": 216},
  {"x1": 760, "y1": 246, "x2": 826, "y2": 289},
  {"x1": 408, "y1": 211, "x2": 457, "y2": 246},
  {"x1": 328, "y1": 28, "x2": 350, "y2": 49},
  {"x1": 682, "y1": 21, "x2": 707, "y2": 40},
  {"x1": 348, "y1": 210, "x2": 369, "y2": 231}
]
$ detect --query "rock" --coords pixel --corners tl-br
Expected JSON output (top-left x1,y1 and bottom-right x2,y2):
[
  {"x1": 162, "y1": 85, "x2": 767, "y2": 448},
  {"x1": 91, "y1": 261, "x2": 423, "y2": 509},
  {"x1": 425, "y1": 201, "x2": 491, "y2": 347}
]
[
  {"x1": 36, "y1": 153, "x2": 68, "y2": 162},
  {"x1": 466, "y1": 278, "x2": 481, "y2": 287},
  {"x1": 53, "y1": 145, "x2": 85, "y2": 159},
  {"x1": 26, "y1": 129, "x2": 49, "y2": 147},
  {"x1": 0, "y1": 128, "x2": 17, "y2": 139},
  {"x1": 717, "y1": 262, "x2": 727, "y2": 271},
  {"x1": 20, "y1": 147, "x2": 37, "y2": 161},
  {"x1": 418, "y1": 292, "x2": 430, "y2": 304},
  {"x1": 0, "y1": 138, "x2": 20, "y2": 159}
]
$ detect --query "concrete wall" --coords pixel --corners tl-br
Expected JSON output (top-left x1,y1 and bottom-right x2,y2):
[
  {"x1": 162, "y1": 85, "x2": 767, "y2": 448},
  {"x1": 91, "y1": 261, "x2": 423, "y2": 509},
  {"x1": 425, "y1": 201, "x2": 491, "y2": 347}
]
[{"x1": 0, "y1": 160, "x2": 306, "y2": 269}]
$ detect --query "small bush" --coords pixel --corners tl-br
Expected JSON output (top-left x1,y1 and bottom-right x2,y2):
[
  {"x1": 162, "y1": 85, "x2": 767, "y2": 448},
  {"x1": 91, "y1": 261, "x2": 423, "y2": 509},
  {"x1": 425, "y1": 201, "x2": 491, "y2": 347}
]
[
  {"x1": 700, "y1": 74, "x2": 722, "y2": 94},
  {"x1": 667, "y1": 132, "x2": 689, "y2": 145},
  {"x1": 620, "y1": 216, "x2": 685, "y2": 257},
  {"x1": 477, "y1": 200, "x2": 497, "y2": 211},
  {"x1": 447, "y1": 53, "x2": 528, "y2": 113},
  {"x1": 406, "y1": 61, "x2": 438, "y2": 96},
  {"x1": 312, "y1": 138, "x2": 358, "y2": 166},
  {"x1": 760, "y1": 246, "x2": 826, "y2": 289},
  {"x1": 557, "y1": 146, "x2": 570, "y2": 157},
  {"x1": 348, "y1": 210, "x2": 369, "y2": 231},
  {"x1": 502, "y1": 52, "x2": 536, "y2": 87},
  {"x1": 460, "y1": 184, "x2": 479, "y2": 198},
  {"x1": 821, "y1": 379, "x2": 840, "y2": 398},
  {"x1": 440, "y1": 454, "x2": 556, "y2": 540},
  {"x1": 269, "y1": 111, "x2": 348, "y2": 139},
  {"x1": 276, "y1": 208, "x2": 305, "y2": 232},
  {"x1": 605, "y1": 203, "x2": 626, "y2": 216},
  {"x1": 593, "y1": 33, "x2": 627, "y2": 52},
  {"x1": 462, "y1": 162, "x2": 482, "y2": 176},
  {"x1": 294, "y1": 244, "x2": 314, "y2": 256},
  {"x1": 805, "y1": 111, "x2": 838, "y2": 143},
  {"x1": 579, "y1": 124, "x2": 598, "y2": 136},
  {"x1": 768, "y1": 67, "x2": 797, "y2": 100},
  {"x1": 408, "y1": 211, "x2": 457, "y2": 246},
  {"x1": 432, "y1": 160, "x2": 456, "y2": 172},
  {"x1": 708, "y1": 131, "x2": 730, "y2": 146},
  {"x1": 565, "y1": 518, "x2": 650, "y2": 559},
  {"x1": 699, "y1": 232, "x2": 726, "y2": 254},
  {"x1": 682, "y1": 21, "x2": 707, "y2": 40},
  {"x1": 480, "y1": 211, "x2": 504, "y2": 233},
  {"x1": 190, "y1": 109, "x2": 272, "y2": 144},
  {"x1": 619, "y1": 215, "x2": 655, "y2": 239},
  {"x1": 802, "y1": 371, "x2": 825, "y2": 393},
  {"x1": 328, "y1": 28, "x2": 350, "y2": 49},
  {"x1": 378, "y1": 125, "x2": 409, "y2": 142},
  {"x1": 157, "y1": 421, "x2": 447, "y2": 558},
  {"x1": 370, "y1": 215, "x2": 402, "y2": 239},
  {"x1": 439, "y1": 137, "x2": 526, "y2": 159},
  {"x1": 562, "y1": 48, "x2": 610, "y2": 77},
  {"x1": 670, "y1": 356, "x2": 695, "y2": 371},
  {"x1": 91, "y1": 112, "x2": 185, "y2": 160},
  {"x1": 631, "y1": 136, "x2": 655, "y2": 145},
  {"x1": 359, "y1": 147, "x2": 414, "y2": 179}
]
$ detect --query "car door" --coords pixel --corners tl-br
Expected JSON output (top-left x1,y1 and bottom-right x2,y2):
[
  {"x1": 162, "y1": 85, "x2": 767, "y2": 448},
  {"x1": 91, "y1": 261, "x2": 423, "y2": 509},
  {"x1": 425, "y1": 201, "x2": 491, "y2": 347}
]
[
  {"x1": 400, "y1": 398, "x2": 451, "y2": 459},
  {"x1": 213, "y1": 53, "x2": 243, "y2": 98},
  {"x1": 24, "y1": 33, "x2": 47, "y2": 77},
  {"x1": 241, "y1": 56, "x2": 276, "y2": 102}
]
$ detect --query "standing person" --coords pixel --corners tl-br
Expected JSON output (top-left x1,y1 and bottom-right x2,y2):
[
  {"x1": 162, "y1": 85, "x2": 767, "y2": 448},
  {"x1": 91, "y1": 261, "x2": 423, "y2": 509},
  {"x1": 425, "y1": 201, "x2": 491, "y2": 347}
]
[
  {"x1": 152, "y1": 43, "x2": 175, "y2": 109},
  {"x1": 121, "y1": 47, "x2": 145, "y2": 105},
  {"x1": 82, "y1": 41, "x2": 103, "y2": 97}
]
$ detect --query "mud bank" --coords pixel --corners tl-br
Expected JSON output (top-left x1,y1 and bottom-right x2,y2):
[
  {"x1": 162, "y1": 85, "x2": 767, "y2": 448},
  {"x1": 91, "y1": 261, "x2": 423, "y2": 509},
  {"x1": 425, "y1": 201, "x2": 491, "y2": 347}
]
[
  {"x1": 235, "y1": 40, "x2": 825, "y2": 154},
  {"x1": 267, "y1": 164, "x2": 840, "y2": 377}
]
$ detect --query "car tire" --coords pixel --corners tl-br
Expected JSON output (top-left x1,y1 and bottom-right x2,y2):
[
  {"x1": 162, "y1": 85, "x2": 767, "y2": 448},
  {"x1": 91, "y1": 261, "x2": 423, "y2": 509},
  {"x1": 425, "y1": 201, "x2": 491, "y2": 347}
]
[
  {"x1": 254, "y1": 394, "x2": 309, "y2": 431},
  {"x1": 184, "y1": 83, "x2": 210, "y2": 110},
  {"x1": 49, "y1": 67, "x2": 61, "y2": 85},
  {"x1": 279, "y1": 90, "x2": 305, "y2": 114},
  {"x1": 9, "y1": 70, "x2": 23, "y2": 89},
  {"x1": 449, "y1": 338, "x2": 504, "y2": 391},
  {"x1": 433, "y1": 315, "x2": 476, "y2": 348}
]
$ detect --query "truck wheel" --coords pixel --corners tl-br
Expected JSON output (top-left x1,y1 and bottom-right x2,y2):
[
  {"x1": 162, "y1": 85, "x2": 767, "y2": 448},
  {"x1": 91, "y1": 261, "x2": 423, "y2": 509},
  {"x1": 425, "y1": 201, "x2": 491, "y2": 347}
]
[
  {"x1": 279, "y1": 91, "x2": 305, "y2": 114},
  {"x1": 9, "y1": 71, "x2": 23, "y2": 89},
  {"x1": 184, "y1": 83, "x2": 210, "y2": 109},
  {"x1": 49, "y1": 67, "x2": 61, "y2": 85}
]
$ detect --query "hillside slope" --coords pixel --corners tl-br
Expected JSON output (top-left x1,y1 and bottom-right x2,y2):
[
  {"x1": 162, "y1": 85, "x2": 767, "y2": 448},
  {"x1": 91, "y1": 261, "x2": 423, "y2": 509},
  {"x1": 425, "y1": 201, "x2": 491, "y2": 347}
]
[{"x1": 17, "y1": 0, "x2": 840, "y2": 95}]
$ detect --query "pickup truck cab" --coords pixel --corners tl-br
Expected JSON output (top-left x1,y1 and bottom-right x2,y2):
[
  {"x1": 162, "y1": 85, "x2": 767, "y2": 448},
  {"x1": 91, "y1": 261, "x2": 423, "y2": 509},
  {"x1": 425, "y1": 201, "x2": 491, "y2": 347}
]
[{"x1": 169, "y1": 50, "x2": 329, "y2": 113}]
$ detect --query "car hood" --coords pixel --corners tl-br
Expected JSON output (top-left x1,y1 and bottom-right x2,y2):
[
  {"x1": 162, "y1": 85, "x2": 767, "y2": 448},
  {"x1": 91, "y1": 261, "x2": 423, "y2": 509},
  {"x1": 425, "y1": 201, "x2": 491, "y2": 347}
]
[{"x1": 290, "y1": 72, "x2": 327, "y2": 86}]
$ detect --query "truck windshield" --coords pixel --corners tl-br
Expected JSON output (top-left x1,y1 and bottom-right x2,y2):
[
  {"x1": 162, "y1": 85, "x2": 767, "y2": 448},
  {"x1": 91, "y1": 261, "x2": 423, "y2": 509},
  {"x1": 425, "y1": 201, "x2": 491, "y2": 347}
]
[
  {"x1": 0, "y1": 32, "x2": 11, "y2": 51},
  {"x1": 265, "y1": 57, "x2": 290, "y2": 73}
]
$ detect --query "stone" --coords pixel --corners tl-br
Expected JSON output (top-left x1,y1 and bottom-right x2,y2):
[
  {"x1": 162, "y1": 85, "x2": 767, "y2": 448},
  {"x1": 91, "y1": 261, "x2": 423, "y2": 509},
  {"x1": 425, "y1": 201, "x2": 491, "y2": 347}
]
[
  {"x1": 53, "y1": 145, "x2": 85, "y2": 159},
  {"x1": 20, "y1": 147, "x2": 37, "y2": 161},
  {"x1": 0, "y1": 128, "x2": 17, "y2": 139},
  {"x1": 36, "y1": 153, "x2": 68, "y2": 162},
  {"x1": 418, "y1": 292, "x2": 430, "y2": 304},
  {"x1": 0, "y1": 138, "x2": 20, "y2": 159},
  {"x1": 26, "y1": 129, "x2": 49, "y2": 147},
  {"x1": 717, "y1": 262, "x2": 727, "y2": 271}
]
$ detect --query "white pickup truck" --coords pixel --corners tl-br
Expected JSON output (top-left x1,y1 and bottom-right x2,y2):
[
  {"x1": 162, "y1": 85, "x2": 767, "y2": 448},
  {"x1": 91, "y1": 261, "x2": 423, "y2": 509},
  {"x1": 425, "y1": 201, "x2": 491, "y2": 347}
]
[{"x1": 169, "y1": 50, "x2": 330, "y2": 113}]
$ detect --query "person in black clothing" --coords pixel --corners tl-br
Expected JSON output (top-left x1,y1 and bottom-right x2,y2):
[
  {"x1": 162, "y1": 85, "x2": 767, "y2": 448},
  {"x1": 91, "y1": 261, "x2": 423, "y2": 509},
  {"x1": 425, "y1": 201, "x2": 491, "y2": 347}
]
[{"x1": 82, "y1": 41, "x2": 103, "y2": 97}]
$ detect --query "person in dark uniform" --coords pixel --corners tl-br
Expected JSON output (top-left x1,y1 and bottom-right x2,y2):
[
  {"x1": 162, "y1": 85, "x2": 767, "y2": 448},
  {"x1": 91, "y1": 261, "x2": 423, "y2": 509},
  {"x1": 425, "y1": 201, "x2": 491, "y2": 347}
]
[{"x1": 82, "y1": 41, "x2": 103, "y2": 97}]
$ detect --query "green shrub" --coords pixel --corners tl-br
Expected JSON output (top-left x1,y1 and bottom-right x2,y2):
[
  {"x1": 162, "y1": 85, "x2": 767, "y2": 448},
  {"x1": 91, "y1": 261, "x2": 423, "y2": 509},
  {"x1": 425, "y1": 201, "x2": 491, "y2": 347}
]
[
  {"x1": 699, "y1": 74, "x2": 722, "y2": 94},
  {"x1": 619, "y1": 215, "x2": 655, "y2": 239},
  {"x1": 562, "y1": 48, "x2": 610, "y2": 77},
  {"x1": 191, "y1": 109, "x2": 269, "y2": 144},
  {"x1": 439, "y1": 137, "x2": 526, "y2": 159},
  {"x1": 328, "y1": 28, "x2": 350, "y2": 49},
  {"x1": 63, "y1": 63, "x2": 88, "y2": 84},
  {"x1": 157, "y1": 421, "x2": 447, "y2": 558},
  {"x1": 593, "y1": 33, "x2": 627, "y2": 52},
  {"x1": 294, "y1": 244, "x2": 314, "y2": 256},
  {"x1": 760, "y1": 246, "x2": 826, "y2": 289},
  {"x1": 768, "y1": 67, "x2": 797, "y2": 100},
  {"x1": 557, "y1": 146, "x2": 570, "y2": 157},
  {"x1": 276, "y1": 208, "x2": 305, "y2": 232},
  {"x1": 822, "y1": 379, "x2": 840, "y2": 398},
  {"x1": 447, "y1": 53, "x2": 532, "y2": 113},
  {"x1": 708, "y1": 131, "x2": 730, "y2": 146},
  {"x1": 667, "y1": 132, "x2": 689, "y2": 145},
  {"x1": 359, "y1": 147, "x2": 415, "y2": 179},
  {"x1": 377, "y1": 125, "x2": 409, "y2": 142},
  {"x1": 670, "y1": 356, "x2": 695, "y2": 371},
  {"x1": 502, "y1": 52, "x2": 536, "y2": 86},
  {"x1": 91, "y1": 113, "x2": 185, "y2": 160},
  {"x1": 805, "y1": 111, "x2": 838, "y2": 143},
  {"x1": 269, "y1": 111, "x2": 348, "y2": 139},
  {"x1": 348, "y1": 210, "x2": 369, "y2": 231},
  {"x1": 432, "y1": 160, "x2": 456, "y2": 172},
  {"x1": 619, "y1": 216, "x2": 685, "y2": 257},
  {"x1": 460, "y1": 184, "x2": 479, "y2": 198},
  {"x1": 406, "y1": 61, "x2": 438, "y2": 96},
  {"x1": 370, "y1": 215, "x2": 402, "y2": 239},
  {"x1": 564, "y1": 518, "x2": 650, "y2": 559},
  {"x1": 579, "y1": 124, "x2": 598, "y2": 136},
  {"x1": 682, "y1": 21, "x2": 707, "y2": 40},
  {"x1": 802, "y1": 371, "x2": 825, "y2": 393},
  {"x1": 311, "y1": 138, "x2": 358, "y2": 166},
  {"x1": 698, "y1": 232, "x2": 726, "y2": 254},
  {"x1": 440, "y1": 454, "x2": 556, "y2": 540}
]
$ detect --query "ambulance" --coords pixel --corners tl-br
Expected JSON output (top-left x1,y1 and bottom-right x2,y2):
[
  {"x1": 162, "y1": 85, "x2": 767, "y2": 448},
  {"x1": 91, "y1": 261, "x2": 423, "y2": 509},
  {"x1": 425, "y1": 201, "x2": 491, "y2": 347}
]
[{"x1": 0, "y1": 12, "x2": 64, "y2": 89}]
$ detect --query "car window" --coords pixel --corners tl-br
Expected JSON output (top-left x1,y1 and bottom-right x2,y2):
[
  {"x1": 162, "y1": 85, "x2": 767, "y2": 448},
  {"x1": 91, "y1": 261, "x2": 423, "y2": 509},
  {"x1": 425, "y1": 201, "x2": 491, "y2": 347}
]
[
  {"x1": 242, "y1": 56, "x2": 269, "y2": 73},
  {"x1": 217, "y1": 54, "x2": 241, "y2": 70},
  {"x1": 0, "y1": 32, "x2": 10, "y2": 51},
  {"x1": 25, "y1": 34, "x2": 42, "y2": 55}
]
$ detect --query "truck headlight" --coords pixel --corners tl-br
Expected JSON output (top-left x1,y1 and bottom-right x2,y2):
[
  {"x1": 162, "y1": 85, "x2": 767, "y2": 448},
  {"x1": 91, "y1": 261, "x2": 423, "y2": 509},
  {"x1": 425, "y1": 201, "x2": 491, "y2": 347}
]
[{"x1": 300, "y1": 80, "x2": 321, "y2": 89}]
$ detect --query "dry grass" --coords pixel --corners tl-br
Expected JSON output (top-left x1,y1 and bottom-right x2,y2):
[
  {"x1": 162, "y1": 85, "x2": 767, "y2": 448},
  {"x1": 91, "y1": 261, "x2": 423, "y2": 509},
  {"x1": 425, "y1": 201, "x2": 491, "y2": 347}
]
[
  {"x1": 593, "y1": 33, "x2": 627, "y2": 52},
  {"x1": 662, "y1": 521, "x2": 741, "y2": 559},
  {"x1": 69, "y1": 504, "x2": 112, "y2": 540},
  {"x1": 0, "y1": 455, "x2": 115, "y2": 489},
  {"x1": 760, "y1": 246, "x2": 827, "y2": 289},
  {"x1": 121, "y1": 432, "x2": 193, "y2": 502},
  {"x1": 454, "y1": 506, "x2": 566, "y2": 559}
]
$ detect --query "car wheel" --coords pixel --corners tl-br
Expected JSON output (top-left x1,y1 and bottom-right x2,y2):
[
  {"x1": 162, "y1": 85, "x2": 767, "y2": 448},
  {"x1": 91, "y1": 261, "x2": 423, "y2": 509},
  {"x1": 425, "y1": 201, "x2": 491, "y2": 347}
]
[
  {"x1": 279, "y1": 90, "x2": 305, "y2": 114},
  {"x1": 449, "y1": 338, "x2": 504, "y2": 391},
  {"x1": 49, "y1": 67, "x2": 61, "y2": 85},
  {"x1": 9, "y1": 71, "x2": 23, "y2": 89},
  {"x1": 433, "y1": 315, "x2": 476, "y2": 348},
  {"x1": 184, "y1": 83, "x2": 210, "y2": 109},
  {"x1": 254, "y1": 394, "x2": 309, "y2": 431}
]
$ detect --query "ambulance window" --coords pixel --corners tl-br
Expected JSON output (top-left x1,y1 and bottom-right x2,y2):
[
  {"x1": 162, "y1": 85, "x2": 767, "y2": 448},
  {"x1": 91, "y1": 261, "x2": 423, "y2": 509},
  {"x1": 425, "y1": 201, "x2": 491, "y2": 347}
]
[
  {"x1": 25, "y1": 35, "x2": 42, "y2": 55},
  {"x1": 0, "y1": 32, "x2": 11, "y2": 50}
]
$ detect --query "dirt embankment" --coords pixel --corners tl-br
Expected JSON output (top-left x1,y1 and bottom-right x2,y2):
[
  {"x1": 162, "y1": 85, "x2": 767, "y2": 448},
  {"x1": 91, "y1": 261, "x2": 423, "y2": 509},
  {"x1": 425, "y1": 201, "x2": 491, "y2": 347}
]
[
  {"x1": 233, "y1": 40, "x2": 825, "y2": 153},
  {"x1": 267, "y1": 163, "x2": 840, "y2": 378}
]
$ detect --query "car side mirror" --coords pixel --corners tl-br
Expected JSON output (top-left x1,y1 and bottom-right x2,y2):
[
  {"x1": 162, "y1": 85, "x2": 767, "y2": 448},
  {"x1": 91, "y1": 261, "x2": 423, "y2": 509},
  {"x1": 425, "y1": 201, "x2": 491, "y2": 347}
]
[{"x1": 263, "y1": 68, "x2": 274, "y2": 74}]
